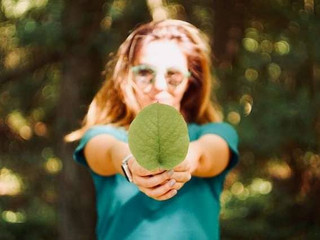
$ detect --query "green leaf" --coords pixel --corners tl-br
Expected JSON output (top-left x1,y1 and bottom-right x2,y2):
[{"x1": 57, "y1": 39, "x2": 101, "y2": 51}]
[{"x1": 128, "y1": 103, "x2": 189, "y2": 171}]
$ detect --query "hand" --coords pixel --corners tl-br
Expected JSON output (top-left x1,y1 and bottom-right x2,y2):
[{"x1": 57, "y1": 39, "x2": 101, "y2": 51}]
[
  {"x1": 171, "y1": 142, "x2": 201, "y2": 190},
  {"x1": 128, "y1": 158, "x2": 178, "y2": 201}
]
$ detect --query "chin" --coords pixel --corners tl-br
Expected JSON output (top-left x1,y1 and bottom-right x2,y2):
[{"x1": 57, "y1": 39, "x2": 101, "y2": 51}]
[
  {"x1": 158, "y1": 101, "x2": 181, "y2": 111},
  {"x1": 139, "y1": 99, "x2": 180, "y2": 111},
  {"x1": 152, "y1": 97, "x2": 172, "y2": 104}
]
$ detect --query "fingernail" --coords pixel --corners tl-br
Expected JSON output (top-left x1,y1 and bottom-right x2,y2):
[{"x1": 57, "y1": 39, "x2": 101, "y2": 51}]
[
  {"x1": 172, "y1": 189, "x2": 177, "y2": 196},
  {"x1": 169, "y1": 179, "x2": 176, "y2": 187},
  {"x1": 167, "y1": 170, "x2": 174, "y2": 176}
]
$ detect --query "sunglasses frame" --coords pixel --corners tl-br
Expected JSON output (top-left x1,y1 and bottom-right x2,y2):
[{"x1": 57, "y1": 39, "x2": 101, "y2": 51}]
[{"x1": 131, "y1": 64, "x2": 191, "y2": 93}]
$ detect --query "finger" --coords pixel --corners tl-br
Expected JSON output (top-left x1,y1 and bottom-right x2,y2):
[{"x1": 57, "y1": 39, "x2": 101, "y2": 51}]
[
  {"x1": 172, "y1": 182, "x2": 184, "y2": 191},
  {"x1": 129, "y1": 158, "x2": 165, "y2": 176},
  {"x1": 139, "y1": 179, "x2": 176, "y2": 199},
  {"x1": 173, "y1": 160, "x2": 190, "y2": 172},
  {"x1": 133, "y1": 170, "x2": 174, "y2": 188},
  {"x1": 156, "y1": 189, "x2": 178, "y2": 201},
  {"x1": 138, "y1": 167, "x2": 165, "y2": 177},
  {"x1": 171, "y1": 171, "x2": 192, "y2": 183}
]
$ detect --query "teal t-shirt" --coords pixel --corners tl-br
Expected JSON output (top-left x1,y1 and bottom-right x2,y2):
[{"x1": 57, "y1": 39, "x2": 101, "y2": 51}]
[{"x1": 74, "y1": 122, "x2": 239, "y2": 240}]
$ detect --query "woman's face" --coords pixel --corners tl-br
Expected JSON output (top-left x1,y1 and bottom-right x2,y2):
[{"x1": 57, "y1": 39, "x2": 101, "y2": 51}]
[{"x1": 132, "y1": 40, "x2": 189, "y2": 111}]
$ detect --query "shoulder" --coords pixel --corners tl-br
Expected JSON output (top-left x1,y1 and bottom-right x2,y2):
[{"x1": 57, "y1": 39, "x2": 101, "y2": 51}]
[
  {"x1": 81, "y1": 125, "x2": 128, "y2": 143},
  {"x1": 200, "y1": 122, "x2": 238, "y2": 146},
  {"x1": 189, "y1": 121, "x2": 238, "y2": 140},
  {"x1": 188, "y1": 122, "x2": 239, "y2": 155},
  {"x1": 201, "y1": 122, "x2": 239, "y2": 171},
  {"x1": 187, "y1": 122, "x2": 240, "y2": 173},
  {"x1": 73, "y1": 125, "x2": 127, "y2": 167}
]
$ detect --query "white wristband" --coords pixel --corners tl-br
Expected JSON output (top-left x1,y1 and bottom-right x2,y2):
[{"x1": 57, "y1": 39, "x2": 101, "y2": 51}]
[{"x1": 121, "y1": 154, "x2": 133, "y2": 182}]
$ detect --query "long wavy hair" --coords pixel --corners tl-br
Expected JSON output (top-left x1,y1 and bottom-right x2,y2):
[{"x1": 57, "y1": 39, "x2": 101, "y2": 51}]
[{"x1": 66, "y1": 19, "x2": 221, "y2": 141}]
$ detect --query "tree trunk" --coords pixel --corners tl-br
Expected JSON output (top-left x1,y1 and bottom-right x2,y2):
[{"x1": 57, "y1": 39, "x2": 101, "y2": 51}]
[
  {"x1": 213, "y1": 0, "x2": 247, "y2": 68},
  {"x1": 55, "y1": 0, "x2": 105, "y2": 239},
  {"x1": 56, "y1": 55, "x2": 98, "y2": 240}
]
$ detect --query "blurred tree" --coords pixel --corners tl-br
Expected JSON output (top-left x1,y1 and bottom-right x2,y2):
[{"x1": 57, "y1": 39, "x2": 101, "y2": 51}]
[
  {"x1": 215, "y1": 0, "x2": 320, "y2": 239},
  {"x1": 1, "y1": 0, "x2": 150, "y2": 239},
  {"x1": 54, "y1": 0, "x2": 105, "y2": 238},
  {"x1": 55, "y1": 1, "x2": 151, "y2": 239}
]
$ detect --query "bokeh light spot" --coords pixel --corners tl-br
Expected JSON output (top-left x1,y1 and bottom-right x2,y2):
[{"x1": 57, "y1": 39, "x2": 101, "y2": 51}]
[
  {"x1": 245, "y1": 27, "x2": 259, "y2": 40},
  {"x1": 2, "y1": 210, "x2": 26, "y2": 223},
  {"x1": 231, "y1": 182, "x2": 244, "y2": 195},
  {"x1": 274, "y1": 41, "x2": 290, "y2": 55},
  {"x1": 4, "y1": 51, "x2": 21, "y2": 69},
  {"x1": 242, "y1": 38, "x2": 259, "y2": 52},
  {"x1": 221, "y1": 190, "x2": 232, "y2": 205},
  {"x1": 31, "y1": 108, "x2": 45, "y2": 121},
  {"x1": 227, "y1": 111, "x2": 241, "y2": 125},
  {"x1": 6, "y1": 111, "x2": 32, "y2": 139},
  {"x1": 240, "y1": 94, "x2": 253, "y2": 116},
  {"x1": 268, "y1": 63, "x2": 281, "y2": 81},
  {"x1": 2, "y1": 0, "x2": 30, "y2": 18},
  {"x1": 19, "y1": 125, "x2": 32, "y2": 140},
  {"x1": 45, "y1": 158, "x2": 62, "y2": 174},
  {"x1": 101, "y1": 16, "x2": 112, "y2": 30},
  {"x1": 245, "y1": 68, "x2": 259, "y2": 82},
  {"x1": 24, "y1": 20, "x2": 36, "y2": 32},
  {"x1": 41, "y1": 147, "x2": 53, "y2": 159},
  {"x1": 0, "y1": 168, "x2": 23, "y2": 196},
  {"x1": 267, "y1": 160, "x2": 292, "y2": 179},
  {"x1": 34, "y1": 121, "x2": 48, "y2": 137},
  {"x1": 260, "y1": 40, "x2": 273, "y2": 53},
  {"x1": 250, "y1": 178, "x2": 273, "y2": 195}
]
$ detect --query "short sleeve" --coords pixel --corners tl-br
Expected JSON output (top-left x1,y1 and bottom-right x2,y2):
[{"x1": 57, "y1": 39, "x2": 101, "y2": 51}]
[
  {"x1": 199, "y1": 122, "x2": 239, "y2": 171},
  {"x1": 73, "y1": 125, "x2": 128, "y2": 167}
]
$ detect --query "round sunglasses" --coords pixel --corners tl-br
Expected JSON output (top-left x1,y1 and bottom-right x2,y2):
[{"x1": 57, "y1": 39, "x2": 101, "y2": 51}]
[{"x1": 131, "y1": 64, "x2": 190, "y2": 93}]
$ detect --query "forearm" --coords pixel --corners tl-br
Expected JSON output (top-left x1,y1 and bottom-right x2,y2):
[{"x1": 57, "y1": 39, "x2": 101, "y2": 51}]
[
  {"x1": 84, "y1": 134, "x2": 130, "y2": 176},
  {"x1": 191, "y1": 134, "x2": 230, "y2": 178},
  {"x1": 110, "y1": 139, "x2": 131, "y2": 175}
]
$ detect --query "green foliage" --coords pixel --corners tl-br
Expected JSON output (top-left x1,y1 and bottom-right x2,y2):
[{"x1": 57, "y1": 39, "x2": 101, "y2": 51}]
[
  {"x1": 212, "y1": 1, "x2": 320, "y2": 239},
  {"x1": 128, "y1": 103, "x2": 189, "y2": 170}
]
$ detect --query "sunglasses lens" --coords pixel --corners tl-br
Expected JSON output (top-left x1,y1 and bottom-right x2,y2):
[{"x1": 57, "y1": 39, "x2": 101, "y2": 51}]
[
  {"x1": 166, "y1": 69, "x2": 185, "y2": 86},
  {"x1": 132, "y1": 66, "x2": 155, "y2": 88},
  {"x1": 136, "y1": 68, "x2": 154, "y2": 78}
]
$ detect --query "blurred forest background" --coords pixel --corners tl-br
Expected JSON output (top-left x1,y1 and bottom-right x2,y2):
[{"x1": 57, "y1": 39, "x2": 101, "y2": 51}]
[{"x1": 1, "y1": 0, "x2": 320, "y2": 239}]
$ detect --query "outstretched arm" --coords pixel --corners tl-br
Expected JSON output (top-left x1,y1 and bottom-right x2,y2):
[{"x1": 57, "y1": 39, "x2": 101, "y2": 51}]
[
  {"x1": 84, "y1": 134, "x2": 127, "y2": 176},
  {"x1": 192, "y1": 134, "x2": 230, "y2": 177},
  {"x1": 84, "y1": 134, "x2": 178, "y2": 201},
  {"x1": 172, "y1": 134, "x2": 230, "y2": 186},
  {"x1": 83, "y1": 132, "x2": 230, "y2": 200}
]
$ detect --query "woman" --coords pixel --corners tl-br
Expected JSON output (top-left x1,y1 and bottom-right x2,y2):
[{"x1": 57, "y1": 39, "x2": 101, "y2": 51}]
[{"x1": 67, "y1": 19, "x2": 239, "y2": 240}]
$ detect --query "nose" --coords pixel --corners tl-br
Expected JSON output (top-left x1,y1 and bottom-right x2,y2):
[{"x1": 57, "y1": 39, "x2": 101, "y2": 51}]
[{"x1": 153, "y1": 73, "x2": 168, "y2": 91}]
